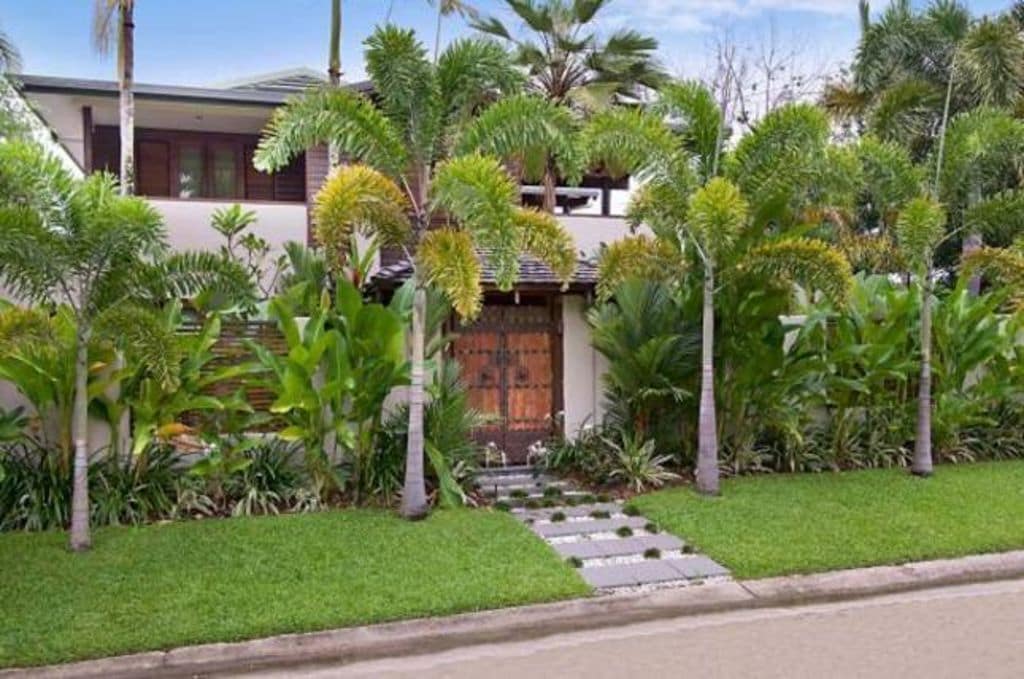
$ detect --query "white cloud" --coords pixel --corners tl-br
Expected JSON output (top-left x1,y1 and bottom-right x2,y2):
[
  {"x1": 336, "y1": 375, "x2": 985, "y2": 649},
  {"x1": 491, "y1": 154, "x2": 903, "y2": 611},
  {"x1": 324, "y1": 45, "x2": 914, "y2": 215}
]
[{"x1": 609, "y1": 0, "x2": 858, "y2": 34}]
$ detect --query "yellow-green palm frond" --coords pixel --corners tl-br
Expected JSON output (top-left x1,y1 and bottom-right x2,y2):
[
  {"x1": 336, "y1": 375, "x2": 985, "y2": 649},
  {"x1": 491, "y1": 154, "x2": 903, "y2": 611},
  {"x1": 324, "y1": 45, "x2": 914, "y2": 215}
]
[
  {"x1": 741, "y1": 238, "x2": 853, "y2": 306},
  {"x1": 895, "y1": 196, "x2": 947, "y2": 274},
  {"x1": 431, "y1": 153, "x2": 522, "y2": 289},
  {"x1": 417, "y1": 229, "x2": 482, "y2": 320},
  {"x1": 651, "y1": 80, "x2": 722, "y2": 181},
  {"x1": 687, "y1": 177, "x2": 749, "y2": 260},
  {"x1": 514, "y1": 208, "x2": 577, "y2": 286},
  {"x1": 625, "y1": 177, "x2": 692, "y2": 242},
  {"x1": 837, "y1": 230, "x2": 906, "y2": 274},
  {"x1": 313, "y1": 165, "x2": 411, "y2": 270},
  {"x1": 961, "y1": 246, "x2": 1024, "y2": 310},
  {"x1": 596, "y1": 235, "x2": 683, "y2": 301}
]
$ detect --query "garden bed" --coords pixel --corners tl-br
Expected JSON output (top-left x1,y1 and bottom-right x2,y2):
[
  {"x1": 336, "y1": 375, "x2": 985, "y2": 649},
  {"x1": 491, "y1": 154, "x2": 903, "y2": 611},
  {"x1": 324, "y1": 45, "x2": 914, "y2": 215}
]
[
  {"x1": 631, "y1": 461, "x2": 1024, "y2": 580},
  {"x1": 0, "y1": 508, "x2": 588, "y2": 669}
]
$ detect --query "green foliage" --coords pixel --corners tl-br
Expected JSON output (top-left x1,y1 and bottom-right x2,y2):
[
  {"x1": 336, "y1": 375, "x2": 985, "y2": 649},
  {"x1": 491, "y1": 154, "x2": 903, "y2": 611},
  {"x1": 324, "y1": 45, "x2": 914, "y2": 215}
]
[
  {"x1": 471, "y1": 0, "x2": 664, "y2": 108},
  {"x1": 603, "y1": 432, "x2": 679, "y2": 493},
  {"x1": 248, "y1": 282, "x2": 409, "y2": 503},
  {"x1": 594, "y1": 236, "x2": 683, "y2": 301},
  {"x1": 588, "y1": 279, "x2": 697, "y2": 454},
  {"x1": 687, "y1": 178, "x2": 749, "y2": 259},
  {"x1": 895, "y1": 196, "x2": 947, "y2": 274}
]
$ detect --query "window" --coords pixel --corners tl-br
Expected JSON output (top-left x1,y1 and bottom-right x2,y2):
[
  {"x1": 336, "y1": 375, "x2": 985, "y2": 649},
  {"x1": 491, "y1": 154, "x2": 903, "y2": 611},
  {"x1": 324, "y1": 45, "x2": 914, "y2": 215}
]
[
  {"x1": 177, "y1": 144, "x2": 204, "y2": 198},
  {"x1": 91, "y1": 126, "x2": 305, "y2": 202}
]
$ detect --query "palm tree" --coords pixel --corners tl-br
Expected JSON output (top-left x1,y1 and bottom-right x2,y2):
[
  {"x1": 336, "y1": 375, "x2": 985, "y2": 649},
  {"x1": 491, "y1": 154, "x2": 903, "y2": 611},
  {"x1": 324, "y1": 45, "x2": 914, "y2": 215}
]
[
  {"x1": 327, "y1": 0, "x2": 342, "y2": 169},
  {"x1": 894, "y1": 196, "x2": 947, "y2": 476},
  {"x1": 472, "y1": 0, "x2": 664, "y2": 212},
  {"x1": 429, "y1": 0, "x2": 478, "y2": 64},
  {"x1": 254, "y1": 26, "x2": 576, "y2": 519},
  {"x1": 93, "y1": 0, "x2": 135, "y2": 195},
  {"x1": 584, "y1": 83, "x2": 853, "y2": 494},
  {"x1": 0, "y1": 140, "x2": 251, "y2": 550}
]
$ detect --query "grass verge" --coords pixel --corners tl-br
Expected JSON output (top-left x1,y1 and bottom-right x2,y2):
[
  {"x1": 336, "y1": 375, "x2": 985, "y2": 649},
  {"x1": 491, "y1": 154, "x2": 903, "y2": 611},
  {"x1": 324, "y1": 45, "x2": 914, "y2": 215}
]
[
  {"x1": 0, "y1": 508, "x2": 588, "y2": 668},
  {"x1": 632, "y1": 461, "x2": 1024, "y2": 580}
]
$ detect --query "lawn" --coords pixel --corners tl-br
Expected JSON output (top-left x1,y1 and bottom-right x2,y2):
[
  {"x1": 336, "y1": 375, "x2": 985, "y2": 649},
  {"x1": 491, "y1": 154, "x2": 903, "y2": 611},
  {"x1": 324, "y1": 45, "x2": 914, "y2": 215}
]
[
  {"x1": 0, "y1": 508, "x2": 588, "y2": 669},
  {"x1": 632, "y1": 461, "x2": 1024, "y2": 580}
]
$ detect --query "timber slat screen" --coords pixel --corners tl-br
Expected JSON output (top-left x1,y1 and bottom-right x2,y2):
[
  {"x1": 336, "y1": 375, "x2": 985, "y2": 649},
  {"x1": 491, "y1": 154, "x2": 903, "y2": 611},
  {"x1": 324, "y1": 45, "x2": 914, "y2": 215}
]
[{"x1": 179, "y1": 320, "x2": 286, "y2": 428}]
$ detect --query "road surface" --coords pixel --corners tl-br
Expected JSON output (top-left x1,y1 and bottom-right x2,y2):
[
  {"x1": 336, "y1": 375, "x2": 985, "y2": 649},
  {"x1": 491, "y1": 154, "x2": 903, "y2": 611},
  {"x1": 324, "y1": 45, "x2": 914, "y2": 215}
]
[{"x1": 230, "y1": 578, "x2": 1024, "y2": 679}]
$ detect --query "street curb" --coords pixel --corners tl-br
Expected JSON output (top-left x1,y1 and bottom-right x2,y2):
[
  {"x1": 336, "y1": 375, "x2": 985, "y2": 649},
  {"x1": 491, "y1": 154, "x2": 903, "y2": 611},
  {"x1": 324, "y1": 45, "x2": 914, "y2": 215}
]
[{"x1": 7, "y1": 550, "x2": 1024, "y2": 678}]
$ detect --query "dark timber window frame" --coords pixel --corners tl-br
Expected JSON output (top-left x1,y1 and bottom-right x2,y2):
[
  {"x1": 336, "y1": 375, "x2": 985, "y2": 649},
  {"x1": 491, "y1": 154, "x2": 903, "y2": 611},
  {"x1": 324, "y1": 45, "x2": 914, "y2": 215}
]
[{"x1": 89, "y1": 125, "x2": 306, "y2": 203}]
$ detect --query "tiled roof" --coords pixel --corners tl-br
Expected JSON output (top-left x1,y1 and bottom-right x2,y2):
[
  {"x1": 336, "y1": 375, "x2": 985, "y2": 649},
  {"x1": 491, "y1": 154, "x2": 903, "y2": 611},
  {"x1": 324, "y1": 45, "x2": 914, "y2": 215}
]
[{"x1": 372, "y1": 250, "x2": 598, "y2": 290}]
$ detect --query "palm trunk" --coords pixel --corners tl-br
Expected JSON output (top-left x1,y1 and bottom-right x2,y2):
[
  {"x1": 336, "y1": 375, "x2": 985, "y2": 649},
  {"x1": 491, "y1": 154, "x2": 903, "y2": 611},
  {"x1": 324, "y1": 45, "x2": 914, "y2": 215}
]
[
  {"x1": 541, "y1": 164, "x2": 558, "y2": 214},
  {"x1": 118, "y1": 2, "x2": 134, "y2": 195},
  {"x1": 327, "y1": 0, "x2": 342, "y2": 170},
  {"x1": 69, "y1": 325, "x2": 92, "y2": 551},
  {"x1": 695, "y1": 266, "x2": 720, "y2": 495},
  {"x1": 401, "y1": 283, "x2": 429, "y2": 519},
  {"x1": 433, "y1": 2, "x2": 444, "y2": 65},
  {"x1": 912, "y1": 277, "x2": 934, "y2": 476}
]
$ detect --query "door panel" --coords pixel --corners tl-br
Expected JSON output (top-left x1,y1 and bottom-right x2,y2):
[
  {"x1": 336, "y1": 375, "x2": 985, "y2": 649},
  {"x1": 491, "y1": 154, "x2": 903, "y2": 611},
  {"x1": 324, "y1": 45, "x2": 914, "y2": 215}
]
[{"x1": 451, "y1": 299, "x2": 560, "y2": 462}]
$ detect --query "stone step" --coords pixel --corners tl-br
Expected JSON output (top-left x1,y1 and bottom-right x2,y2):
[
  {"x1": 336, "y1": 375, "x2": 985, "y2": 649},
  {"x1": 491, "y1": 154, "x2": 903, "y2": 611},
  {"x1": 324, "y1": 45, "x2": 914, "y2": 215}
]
[
  {"x1": 532, "y1": 516, "x2": 648, "y2": 539},
  {"x1": 475, "y1": 465, "x2": 538, "y2": 477},
  {"x1": 514, "y1": 503, "x2": 623, "y2": 522},
  {"x1": 479, "y1": 479, "x2": 569, "y2": 495},
  {"x1": 579, "y1": 555, "x2": 729, "y2": 589},
  {"x1": 553, "y1": 533, "x2": 684, "y2": 560},
  {"x1": 495, "y1": 489, "x2": 588, "y2": 503}
]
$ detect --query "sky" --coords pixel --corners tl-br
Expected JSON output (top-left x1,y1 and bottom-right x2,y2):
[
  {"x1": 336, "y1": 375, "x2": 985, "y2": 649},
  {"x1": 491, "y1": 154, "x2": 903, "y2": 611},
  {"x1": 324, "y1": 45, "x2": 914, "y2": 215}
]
[{"x1": 0, "y1": 0, "x2": 1015, "y2": 88}]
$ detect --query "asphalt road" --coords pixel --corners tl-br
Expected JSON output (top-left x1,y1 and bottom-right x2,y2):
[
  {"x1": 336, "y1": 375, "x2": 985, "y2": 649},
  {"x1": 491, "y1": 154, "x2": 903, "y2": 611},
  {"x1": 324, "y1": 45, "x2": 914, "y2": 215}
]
[{"x1": 232, "y1": 578, "x2": 1024, "y2": 679}]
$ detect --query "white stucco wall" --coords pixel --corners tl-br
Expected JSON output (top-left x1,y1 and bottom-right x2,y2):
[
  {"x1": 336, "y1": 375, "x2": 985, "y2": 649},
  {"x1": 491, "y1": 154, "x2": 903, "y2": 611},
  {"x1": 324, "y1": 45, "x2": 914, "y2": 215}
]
[
  {"x1": 561, "y1": 295, "x2": 608, "y2": 438},
  {"x1": 557, "y1": 215, "x2": 635, "y2": 259},
  {"x1": 151, "y1": 198, "x2": 309, "y2": 287}
]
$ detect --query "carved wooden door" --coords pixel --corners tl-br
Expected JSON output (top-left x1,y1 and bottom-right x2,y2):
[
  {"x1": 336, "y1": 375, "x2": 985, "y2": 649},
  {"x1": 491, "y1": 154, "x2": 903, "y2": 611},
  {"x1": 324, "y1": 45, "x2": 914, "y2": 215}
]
[{"x1": 452, "y1": 299, "x2": 560, "y2": 463}]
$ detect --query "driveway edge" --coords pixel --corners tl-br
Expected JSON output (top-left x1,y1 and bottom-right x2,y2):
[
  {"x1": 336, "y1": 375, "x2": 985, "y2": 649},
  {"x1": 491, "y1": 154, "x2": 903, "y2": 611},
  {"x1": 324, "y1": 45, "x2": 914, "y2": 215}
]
[{"x1": 8, "y1": 550, "x2": 1024, "y2": 678}]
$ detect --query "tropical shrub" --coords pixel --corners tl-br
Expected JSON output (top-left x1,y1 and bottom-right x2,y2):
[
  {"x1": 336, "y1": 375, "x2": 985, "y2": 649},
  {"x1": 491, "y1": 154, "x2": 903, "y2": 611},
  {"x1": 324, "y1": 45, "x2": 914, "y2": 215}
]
[{"x1": 604, "y1": 432, "x2": 679, "y2": 493}]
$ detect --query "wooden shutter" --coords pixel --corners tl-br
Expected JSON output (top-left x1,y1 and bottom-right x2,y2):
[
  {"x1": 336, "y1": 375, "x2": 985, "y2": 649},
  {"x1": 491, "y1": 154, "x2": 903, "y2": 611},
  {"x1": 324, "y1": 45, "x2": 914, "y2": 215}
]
[
  {"x1": 136, "y1": 140, "x2": 170, "y2": 197},
  {"x1": 243, "y1": 144, "x2": 274, "y2": 201}
]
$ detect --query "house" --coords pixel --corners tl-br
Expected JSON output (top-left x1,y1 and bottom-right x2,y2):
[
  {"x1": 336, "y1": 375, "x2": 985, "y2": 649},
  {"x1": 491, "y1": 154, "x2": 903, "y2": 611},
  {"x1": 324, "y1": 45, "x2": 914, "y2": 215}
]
[{"x1": 14, "y1": 70, "x2": 635, "y2": 461}]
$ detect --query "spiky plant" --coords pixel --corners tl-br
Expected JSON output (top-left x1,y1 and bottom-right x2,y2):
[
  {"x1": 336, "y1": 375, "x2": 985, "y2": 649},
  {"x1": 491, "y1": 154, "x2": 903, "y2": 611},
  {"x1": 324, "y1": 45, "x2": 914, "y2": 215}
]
[
  {"x1": 895, "y1": 196, "x2": 948, "y2": 476},
  {"x1": 0, "y1": 141, "x2": 252, "y2": 550},
  {"x1": 583, "y1": 83, "x2": 853, "y2": 495},
  {"x1": 254, "y1": 26, "x2": 576, "y2": 519}
]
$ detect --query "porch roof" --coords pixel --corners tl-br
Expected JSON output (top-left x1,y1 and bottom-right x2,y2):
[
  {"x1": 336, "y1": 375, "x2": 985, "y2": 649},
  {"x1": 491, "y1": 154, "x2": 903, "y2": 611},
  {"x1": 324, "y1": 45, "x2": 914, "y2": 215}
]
[{"x1": 370, "y1": 250, "x2": 599, "y2": 293}]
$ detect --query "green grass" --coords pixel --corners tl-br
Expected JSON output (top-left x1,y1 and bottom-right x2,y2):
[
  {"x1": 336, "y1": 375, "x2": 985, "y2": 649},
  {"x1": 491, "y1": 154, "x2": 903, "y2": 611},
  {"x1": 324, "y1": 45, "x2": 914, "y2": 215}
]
[
  {"x1": 0, "y1": 509, "x2": 588, "y2": 669},
  {"x1": 633, "y1": 461, "x2": 1024, "y2": 580}
]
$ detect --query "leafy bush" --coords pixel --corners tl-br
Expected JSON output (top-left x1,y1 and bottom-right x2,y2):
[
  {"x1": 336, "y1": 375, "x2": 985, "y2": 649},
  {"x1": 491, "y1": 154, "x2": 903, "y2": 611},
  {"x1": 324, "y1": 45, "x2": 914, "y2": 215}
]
[{"x1": 605, "y1": 433, "x2": 679, "y2": 493}]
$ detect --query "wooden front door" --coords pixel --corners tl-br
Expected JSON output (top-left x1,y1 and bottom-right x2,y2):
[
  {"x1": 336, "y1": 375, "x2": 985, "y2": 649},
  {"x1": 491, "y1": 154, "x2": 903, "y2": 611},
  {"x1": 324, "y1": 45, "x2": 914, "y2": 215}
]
[{"x1": 452, "y1": 296, "x2": 562, "y2": 463}]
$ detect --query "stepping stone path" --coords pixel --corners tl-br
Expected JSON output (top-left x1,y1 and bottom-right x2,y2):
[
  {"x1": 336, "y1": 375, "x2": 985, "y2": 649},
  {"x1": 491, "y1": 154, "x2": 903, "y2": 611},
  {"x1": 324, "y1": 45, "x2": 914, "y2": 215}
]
[{"x1": 476, "y1": 465, "x2": 731, "y2": 592}]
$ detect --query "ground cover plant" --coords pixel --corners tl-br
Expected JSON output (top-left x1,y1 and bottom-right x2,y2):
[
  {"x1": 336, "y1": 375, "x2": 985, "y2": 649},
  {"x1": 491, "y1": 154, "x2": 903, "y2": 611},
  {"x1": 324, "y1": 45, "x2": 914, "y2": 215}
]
[
  {"x1": 0, "y1": 508, "x2": 588, "y2": 668},
  {"x1": 632, "y1": 461, "x2": 1024, "y2": 579}
]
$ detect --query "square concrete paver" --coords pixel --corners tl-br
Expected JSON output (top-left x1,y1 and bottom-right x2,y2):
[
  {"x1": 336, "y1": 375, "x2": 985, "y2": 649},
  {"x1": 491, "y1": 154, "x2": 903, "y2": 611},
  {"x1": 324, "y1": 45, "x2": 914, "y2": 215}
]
[
  {"x1": 552, "y1": 540, "x2": 602, "y2": 559},
  {"x1": 668, "y1": 556, "x2": 730, "y2": 579},
  {"x1": 629, "y1": 559, "x2": 689, "y2": 584},
  {"x1": 580, "y1": 564, "x2": 639, "y2": 588}
]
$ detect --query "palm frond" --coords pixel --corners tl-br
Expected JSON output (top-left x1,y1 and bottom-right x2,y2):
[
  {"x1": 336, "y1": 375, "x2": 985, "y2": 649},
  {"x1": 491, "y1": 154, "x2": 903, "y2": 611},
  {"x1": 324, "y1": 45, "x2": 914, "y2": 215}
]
[
  {"x1": 652, "y1": 80, "x2": 721, "y2": 181},
  {"x1": 959, "y1": 16, "x2": 1024, "y2": 108},
  {"x1": 895, "y1": 196, "x2": 947, "y2": 274},
  {"x1": 687, "y1": 177, "x2": 749, "y2": 260},
  {"x1": 513, "y1": 208, "x2": 577, "y2": 285},
  {"x1": 254, "y1": 87, "x2": 407, "y2": 177},
  {"x1": 595, "y1": 235, "x2": 682, "y2": 301},
  {"x1": 417, "y1": 229, "x2": 482, "y2": 319},
  {"x1": 963, "y1": 190, "x2": 1024, "y2": 247},
  {"x1": 437, "y1": 38, "x2": 523, "y2": 123},
  {"x1": 961, "y1": 246, "x2": 1024, "y2": 309},
  {"x1": 581, "y1": 106, "x2": 683, "y2": 182},
  {"x1": 313, "y1": 164, "x2": 411, "y2": 269},
  {"x1": 457, "y1": 93, "x2": 584, "y2": 184},
  {"x1": 741, "y1": 238, "x2": 853, "y2": 305}
]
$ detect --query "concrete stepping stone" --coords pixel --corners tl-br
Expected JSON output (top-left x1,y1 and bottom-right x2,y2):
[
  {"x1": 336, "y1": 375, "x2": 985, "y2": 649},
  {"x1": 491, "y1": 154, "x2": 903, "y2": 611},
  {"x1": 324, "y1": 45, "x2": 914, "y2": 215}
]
[
  {"x1": 532, "y1": 516, "x2": 647, "y2": 538},
  {"x1": 579, "y1": 563, "x2": 640, "y2": 589},
  {"x1": 554, "y1": 533, "x2": 684, "y2": 559},
  {"x1": 515, "y1": 503, "x2": 622, "y2": 522},
  {"x1": 667, "y1": 556, "x2": 730, "y2": 579}
]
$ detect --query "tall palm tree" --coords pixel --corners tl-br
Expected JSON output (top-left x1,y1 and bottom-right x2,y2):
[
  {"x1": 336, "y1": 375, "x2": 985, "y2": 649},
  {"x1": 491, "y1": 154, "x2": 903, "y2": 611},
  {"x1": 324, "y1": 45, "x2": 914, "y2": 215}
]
[
  {"x1": 584, "y1": 84, "x2": 853, "y2": 494},
  {"x1": 327, "y1": 0, "x2": 342, "y2": 169},
  {"x1": 895, "y1": 196, "x2": 947, "y2": 476},
  {"x1": 472, "y1": 0, "x2": 665, "y2": 212},
  {"x1": 93, "y1": 0, "x2": 135, "y2": 195},
  {"x1": 0, "y1": 140, "x2": 251, "y2": 550},
  {"x1": 254, "y1": 26, "x2": 576, "y2": 519}
]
